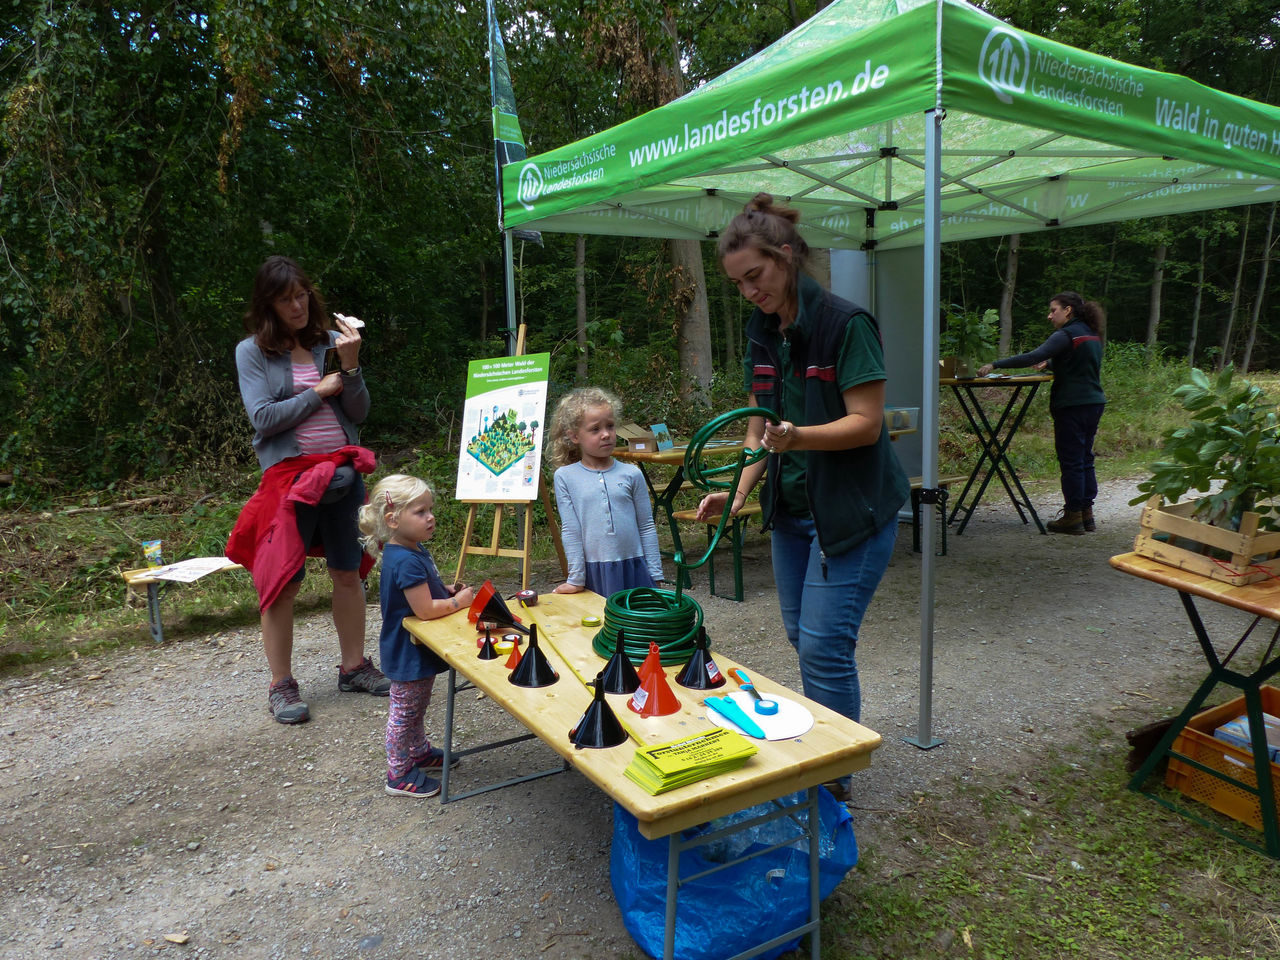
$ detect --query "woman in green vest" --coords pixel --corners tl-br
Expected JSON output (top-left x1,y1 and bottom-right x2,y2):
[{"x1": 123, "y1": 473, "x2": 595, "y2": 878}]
[{"x1": 696, "y1": 194, "x2": 910, "y2": 798}]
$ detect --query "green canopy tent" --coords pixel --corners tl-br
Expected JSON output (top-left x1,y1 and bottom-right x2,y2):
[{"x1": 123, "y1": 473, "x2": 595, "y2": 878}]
[{"x1": 501, "y1": 0, "x2": 1280, "y2": 747}]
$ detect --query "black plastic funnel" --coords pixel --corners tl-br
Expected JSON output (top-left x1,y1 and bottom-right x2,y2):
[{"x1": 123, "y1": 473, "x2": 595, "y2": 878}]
[
  {"x1": 600, "y1": 630, "x2": 641, "y2": 695},
  {"x1": 508, "y1": 622, "x2": 558, "y2": 687},
  {"x1": 569, "y1": 673, "x2": 629, "y2": 749},
  {"x1": 676, "y1": 626, "x2": 725, "y2": 689},
  {"x1": 468, "y1": 580, "x2": 530, "y2": 634},
  {"x1": 477, "y1": 626, "x2": 499, "y2": 660}
]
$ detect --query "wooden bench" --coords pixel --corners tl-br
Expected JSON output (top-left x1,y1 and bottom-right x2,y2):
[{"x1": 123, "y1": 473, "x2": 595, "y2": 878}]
[
  {"x1": 122, "y1": 561, "x2": 244, "y2": 643},
  {"x1": 670, "y1": 503, "x2": 762, "y2": 602},
  {"x1": 908, "y1": 475, "x2": 967, "y2": 556}
]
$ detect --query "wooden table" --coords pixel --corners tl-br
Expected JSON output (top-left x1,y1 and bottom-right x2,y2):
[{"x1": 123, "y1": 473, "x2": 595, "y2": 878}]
[
  {"x1": 941, "y1": 374, "x2": 1052, "y2": 535},
  {"x1": 404, "y1": 590, "x2": 881, "y2": 958},
  {"x1": 1110, "y1": 553, "x2": 1280, "y2": 856}
]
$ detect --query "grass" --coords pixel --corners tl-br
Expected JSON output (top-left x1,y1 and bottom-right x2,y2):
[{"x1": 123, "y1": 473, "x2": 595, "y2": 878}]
[{"x1": 824, "y1": 717, "x2": 1280, "y2": 960}]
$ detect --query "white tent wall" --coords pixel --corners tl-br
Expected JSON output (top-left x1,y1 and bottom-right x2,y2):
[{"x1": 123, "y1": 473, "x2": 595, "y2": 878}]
[{"x1": 831, "y1": 247, "x2": 928, "y2": 481}]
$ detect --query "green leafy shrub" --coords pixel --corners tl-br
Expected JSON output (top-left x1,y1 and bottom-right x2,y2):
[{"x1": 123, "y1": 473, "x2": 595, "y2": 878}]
[{"x1": 1130, "y1": 366, "x2": 1280, "y2": 529}]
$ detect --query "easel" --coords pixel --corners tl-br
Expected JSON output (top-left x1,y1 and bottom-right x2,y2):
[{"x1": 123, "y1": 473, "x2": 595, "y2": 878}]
[{"x1": 454, "y1": 324, "x2": 566, "y2": 590}]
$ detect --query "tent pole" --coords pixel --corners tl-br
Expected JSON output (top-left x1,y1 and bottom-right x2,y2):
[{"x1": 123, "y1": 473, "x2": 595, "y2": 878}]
[
  {"x1": 503, "y1": 230, "x2": 518, "y2": 357},
  {"x1": 905, "y1": 106, "x2": 945, "y2": 750}
]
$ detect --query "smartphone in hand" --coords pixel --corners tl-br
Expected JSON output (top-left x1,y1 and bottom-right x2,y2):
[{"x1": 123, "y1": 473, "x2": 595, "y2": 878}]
[{"x1": 324, "y1": 348, "x2": 341, "y2": 375}]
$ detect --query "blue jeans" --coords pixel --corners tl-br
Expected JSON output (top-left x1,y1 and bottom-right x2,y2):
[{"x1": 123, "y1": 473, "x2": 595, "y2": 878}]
[
  {"x1": 1053, "y1": 404, "x2": 1104, "y2": 511},
  {"x1": 770, "y1": 511, "x2": 897, "y2": 724}
]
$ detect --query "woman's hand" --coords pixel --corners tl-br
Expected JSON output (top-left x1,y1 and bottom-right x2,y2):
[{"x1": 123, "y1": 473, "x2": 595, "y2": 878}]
[
  {"x1": 762, "y1": 420, "x2": 797, "y2": 454},
  {"x1": 553, "y1": 582, "x2": 583, "y2": 594},
  {"x1": 977, "y1": 363, "x2": 994, "y2": 376},
  {"x1": 1033, "y1": 360, "x2": 1049, "y2": 372},
  {"x1": 314, "y1": 371, "x2": 345, "y2": 398},
  {"x1": 448, "y1": 581, "x2": 468, "y2": 597},
  {"x1": 334, "y1": 315, "x2": 362, "y2": 370},
  {"x1": 695, "y1": 491, "x2": 732, "y2": 522}
]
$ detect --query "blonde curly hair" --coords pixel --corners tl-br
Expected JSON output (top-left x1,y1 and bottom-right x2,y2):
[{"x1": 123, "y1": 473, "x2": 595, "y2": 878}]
[
  {"x1": 357, "y1": 474, "x2": 434, "y2": 548},
  {"x1": 547, "y1": 387, "x2": 622, "y2": 469}
]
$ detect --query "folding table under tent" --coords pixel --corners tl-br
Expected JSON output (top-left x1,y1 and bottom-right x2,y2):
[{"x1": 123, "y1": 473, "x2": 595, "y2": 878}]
[{"x1": 500, "y1": 0, "x2": 1280, "y2": 747}]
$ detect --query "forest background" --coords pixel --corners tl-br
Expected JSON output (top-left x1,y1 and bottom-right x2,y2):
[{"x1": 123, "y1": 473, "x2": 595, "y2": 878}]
[{"x1": 1, "y1": 0, "x2": 1278, "y2": 500}]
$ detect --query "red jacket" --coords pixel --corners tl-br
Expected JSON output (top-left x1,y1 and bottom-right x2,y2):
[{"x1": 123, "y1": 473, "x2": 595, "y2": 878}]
[{"x1": 226, "y1": 446, "x2": 377, "y2": 611}]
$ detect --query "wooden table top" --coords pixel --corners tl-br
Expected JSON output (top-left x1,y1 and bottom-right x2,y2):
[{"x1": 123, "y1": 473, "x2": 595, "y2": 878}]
[
  {"x1": 1111, "y1": 551, "x2": 1280, "y2": 621},
  {"x1": 404, "y1": 590, "x2": 881, "y2": 839},
  {"x1": 613, "y1": 439, "x2": 746, "y2": 466},
  {"x1": 940, "y1": 374, "x2": 1053, "y2": 387}
]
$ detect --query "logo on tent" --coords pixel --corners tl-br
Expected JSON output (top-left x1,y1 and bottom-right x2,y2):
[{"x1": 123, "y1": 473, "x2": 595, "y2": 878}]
[
  {"x1": 979, "y1": 27, "x2": 1029, "y2": 105},
  {"x1": 518, "y1": 163, "x2": 544, "y2": 210}
]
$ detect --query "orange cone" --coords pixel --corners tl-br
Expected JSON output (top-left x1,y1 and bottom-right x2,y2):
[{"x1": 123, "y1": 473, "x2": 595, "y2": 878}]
[
  {"x1": 638, "y1": 641, "x2": 663, "y2": 684},
  {"x1": 504, "y1": 636, "x2": 523, "y2": 669},
  {"x1": 628, "y1": 660, "x2": 681, "y2": 717}
]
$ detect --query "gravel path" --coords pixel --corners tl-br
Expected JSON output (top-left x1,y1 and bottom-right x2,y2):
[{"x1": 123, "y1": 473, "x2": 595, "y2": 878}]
[{"x1": 0, "y1": 477, "x2": 1236, "y2": 959}]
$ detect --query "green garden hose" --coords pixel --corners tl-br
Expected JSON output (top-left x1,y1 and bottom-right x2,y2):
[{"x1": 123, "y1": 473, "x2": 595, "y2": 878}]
[{"x1": 593, "y1": 407, "x2": 779, "y2": 665}]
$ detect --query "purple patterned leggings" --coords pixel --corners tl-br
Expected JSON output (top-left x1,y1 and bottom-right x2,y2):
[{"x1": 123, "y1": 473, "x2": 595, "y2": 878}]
[{"x1": 385, "y1": 677, "x2": 436, "y2": 778}]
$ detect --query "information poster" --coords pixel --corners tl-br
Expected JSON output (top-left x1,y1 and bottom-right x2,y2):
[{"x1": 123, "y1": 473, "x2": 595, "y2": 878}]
[{"x1": 455, "y1": 352, "x2": 550, "y2": 501}]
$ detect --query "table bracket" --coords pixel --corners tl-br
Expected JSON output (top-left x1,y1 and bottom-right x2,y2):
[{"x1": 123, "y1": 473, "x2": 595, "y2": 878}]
[
  {"x1": 661, "y1": 787, "x2": 822, "y2": 960},
  {"x1": 438, "y1": 668, "x2": 569, "y2": 804},
  {"x1": 1127, "y1": 589, "x2": 1280, "y2": 857}
]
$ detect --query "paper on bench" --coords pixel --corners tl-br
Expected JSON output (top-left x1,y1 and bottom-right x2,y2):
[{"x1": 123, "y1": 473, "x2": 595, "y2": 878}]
[{"x1": 148, "y1": 557, "x2": 239, "y2": 583}]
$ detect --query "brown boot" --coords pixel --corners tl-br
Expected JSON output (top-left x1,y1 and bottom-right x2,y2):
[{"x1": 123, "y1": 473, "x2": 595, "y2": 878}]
[
  {"x1": 1081, "y1": 507, "x2": 1096, "y2": 532},
  {"x1": 1047, "y1": 509, "x2": 1085, "y2": 535}
]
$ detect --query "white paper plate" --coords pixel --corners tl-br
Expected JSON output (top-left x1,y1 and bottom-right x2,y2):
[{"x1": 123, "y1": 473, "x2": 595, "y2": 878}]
[{"x1": 705, "y1": 691, "x2": 814, "y2": 740}]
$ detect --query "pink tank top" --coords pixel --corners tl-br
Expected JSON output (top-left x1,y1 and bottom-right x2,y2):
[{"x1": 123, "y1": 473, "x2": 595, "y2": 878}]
[{"x1": 291, "y1": 362, "x2": 347, "y2": 454}]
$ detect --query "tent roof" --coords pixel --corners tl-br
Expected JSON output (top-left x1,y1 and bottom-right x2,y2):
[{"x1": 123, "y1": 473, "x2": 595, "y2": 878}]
[{"x1": 503, "y1": 0, "x2": 1280, "y2": 250}]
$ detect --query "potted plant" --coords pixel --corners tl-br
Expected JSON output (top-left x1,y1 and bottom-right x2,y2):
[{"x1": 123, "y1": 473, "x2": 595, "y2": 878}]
[
  {"x1": 940, "y1": 306, "x2": 998, "y2": 378},
  {"x1": 1130, "y1": 367, "x2": 1280, "y2": 584}
]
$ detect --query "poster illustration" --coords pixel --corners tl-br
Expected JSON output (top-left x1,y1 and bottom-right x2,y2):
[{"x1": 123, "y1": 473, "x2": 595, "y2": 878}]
[{"x1": 455, "y1": 352, "x2": 550, "y2": 501}]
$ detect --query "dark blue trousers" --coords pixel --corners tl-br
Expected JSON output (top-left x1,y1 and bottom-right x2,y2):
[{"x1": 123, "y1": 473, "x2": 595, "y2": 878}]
[{"x1": 1053, "y1": 403, "x2": 1105, "y2": 511}]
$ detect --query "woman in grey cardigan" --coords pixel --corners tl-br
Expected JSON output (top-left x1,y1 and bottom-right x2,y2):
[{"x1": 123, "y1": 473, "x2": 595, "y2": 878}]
[{"x1": 234, "y1": 256, "x2": 389, "y2": 725}]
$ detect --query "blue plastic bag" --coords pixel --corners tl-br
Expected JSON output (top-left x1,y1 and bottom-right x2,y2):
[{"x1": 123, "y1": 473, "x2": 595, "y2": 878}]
[{"x1": 610, "y1": 788, "x2": 858, "y2": 960}]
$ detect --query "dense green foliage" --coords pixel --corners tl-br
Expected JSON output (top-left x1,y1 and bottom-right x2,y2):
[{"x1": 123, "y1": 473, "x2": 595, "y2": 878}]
[
  {"x1": 2, "y1": 0, "x2": 1278, "y2": 500},
  {"x1": 1133, "y1": 366, "x2": 1280, "y2": 527}
]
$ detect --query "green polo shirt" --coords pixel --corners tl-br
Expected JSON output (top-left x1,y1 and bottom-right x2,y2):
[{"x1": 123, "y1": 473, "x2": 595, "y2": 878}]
[{"x1": 742, "y1": 285, "x2": 888, "y2": 517}]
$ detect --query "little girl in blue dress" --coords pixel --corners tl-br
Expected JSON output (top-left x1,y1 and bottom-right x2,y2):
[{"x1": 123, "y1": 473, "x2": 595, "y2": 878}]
[{"x1": 548, "y1": 388, "x2": 664, "y2": 596}]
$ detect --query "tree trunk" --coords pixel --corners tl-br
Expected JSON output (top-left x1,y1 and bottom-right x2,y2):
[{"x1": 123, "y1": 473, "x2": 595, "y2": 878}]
[
  {"x1": 1188, "y1": 229, "x2": 1204, "y2": 365},
  {"x1": 479, "y1": 259, "x2": 489, "y2": 342},
  {"x1": 671, "y1": 239, "x2": 713, "y2": 406},
  {"x1": 1241, "y1": 201, "x2": 1277, "y2": 374},
  {"x1": 1219, "y1": 208, "x2": 1251, "y2": 370},
  {"x1": 575, "y1": 234, "x2": 588, "y2": 381},
  {"x1": 1101, "y1": 226, "x2": 1120, "y2": 299},
  {"x1": 998, "y1": 233, "x2": 1020, "y2": 355},
  {"x1": 662, "y1": 7, "x2": 713, "y2": 406},
  {"x1": 808, "y1": 247, "x2": 831, "y2": 290},
  {"x1": 1145, "y1": 240, "x2": 1167, "y2": 354}
]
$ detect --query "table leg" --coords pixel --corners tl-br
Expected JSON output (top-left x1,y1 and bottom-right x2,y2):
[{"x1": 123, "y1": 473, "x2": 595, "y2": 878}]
[
  {"x1": 437, "y1": 667, "x2": 568, "y2": 804},
  {"x1": 948, "y1": 383, "x2": 1045, "y2": 535},
  {"x1": 1129, "y1": 592, "x2": 1280, "y2": 857},
  {"x1": 659, "y1": 788, "x2": 824, "y2": 960},
  {"x1": 145, "y1": 582, "x2": 166, "y2": 644}
]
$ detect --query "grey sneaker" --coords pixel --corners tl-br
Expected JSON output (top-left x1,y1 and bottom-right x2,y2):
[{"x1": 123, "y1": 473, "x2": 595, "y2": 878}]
[
  {"x1": 338, "y1": 656, "x2": 392, "y2": 696},
  {"x1": 268, "y1": 676, "x2": 310, "y2": 724}
]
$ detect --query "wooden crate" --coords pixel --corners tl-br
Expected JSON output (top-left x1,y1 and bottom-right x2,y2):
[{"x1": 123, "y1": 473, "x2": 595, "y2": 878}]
[
  {"x1": 1165, "y1": 686, "x2": 1280, "y2": 833},
  {"x1": 1133, "y1": 496, "x2": 1280, "y2": 586}
]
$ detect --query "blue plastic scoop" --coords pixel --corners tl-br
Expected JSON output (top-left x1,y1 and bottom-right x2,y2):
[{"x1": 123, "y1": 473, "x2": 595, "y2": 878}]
[{"x1": 705, "y1": 695, "x2": 767, "y2": 739}]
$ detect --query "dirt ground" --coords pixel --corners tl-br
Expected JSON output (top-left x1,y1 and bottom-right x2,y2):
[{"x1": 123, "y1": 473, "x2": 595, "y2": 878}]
[{"x1": 0, "y1": 477, "x2": 1246, "y2": 959}]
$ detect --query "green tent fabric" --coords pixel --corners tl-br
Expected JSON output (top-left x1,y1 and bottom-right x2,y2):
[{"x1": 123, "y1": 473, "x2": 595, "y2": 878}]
[
  {"x1": 502, "y1": 0, "x2": 1280, "y2": 248},
  {"x1": 500, "y1": 0, "x2": 1280, "y2": 747}
]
